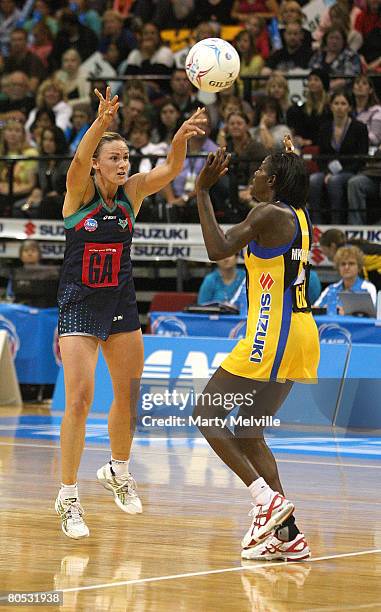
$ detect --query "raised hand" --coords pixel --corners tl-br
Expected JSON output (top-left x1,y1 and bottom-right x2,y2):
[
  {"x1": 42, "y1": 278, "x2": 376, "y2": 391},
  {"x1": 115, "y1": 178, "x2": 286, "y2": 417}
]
[
  {"x1": 172, "y1": 107, "x2": 207, "y2": 145},
  {"x1": 283, "y1": 134, "x2": 295, "y2": 154},
  {"x1": 196, "y1": 147, "x2": 231, "y2": 191},
  {"x1": 94, "y1": 87, "x2": 120, "y2": 129}
]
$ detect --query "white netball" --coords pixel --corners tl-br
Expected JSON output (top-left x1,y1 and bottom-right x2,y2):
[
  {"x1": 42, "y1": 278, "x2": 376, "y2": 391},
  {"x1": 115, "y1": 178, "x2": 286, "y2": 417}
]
[{"x1": 185, "y1": 38, "x2": 240, "y2": 93}]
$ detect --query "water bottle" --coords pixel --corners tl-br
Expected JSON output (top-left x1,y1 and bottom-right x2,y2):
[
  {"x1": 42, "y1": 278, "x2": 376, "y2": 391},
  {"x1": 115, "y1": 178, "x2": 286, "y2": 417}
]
[{"x1": 268, "y1": 18, "x2": 282, "y2": 51}]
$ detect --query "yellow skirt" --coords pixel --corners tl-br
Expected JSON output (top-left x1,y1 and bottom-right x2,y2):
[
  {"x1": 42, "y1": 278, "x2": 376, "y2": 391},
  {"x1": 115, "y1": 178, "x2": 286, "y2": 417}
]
[{"x1": 221, "y1": 312, "x2": 320, "y2": 383}]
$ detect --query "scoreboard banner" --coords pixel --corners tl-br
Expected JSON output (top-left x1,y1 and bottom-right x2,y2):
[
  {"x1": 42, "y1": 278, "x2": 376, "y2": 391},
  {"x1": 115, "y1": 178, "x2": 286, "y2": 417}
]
[{"x1": 1, "y1": 219, "x2": 381, "y2": 264}]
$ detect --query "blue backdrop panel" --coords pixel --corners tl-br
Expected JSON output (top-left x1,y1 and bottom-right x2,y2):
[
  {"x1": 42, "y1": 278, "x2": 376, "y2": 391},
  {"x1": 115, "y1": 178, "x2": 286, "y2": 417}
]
[
  {"x1": 150, "y1": 311, "x2": 381, "y2": 344},
  {"x1": 52, "y1": 336, "x2": 381, "y2": 429},
  {"x1": 0, "y1": 303, "x2": 59, "y2": 384}
]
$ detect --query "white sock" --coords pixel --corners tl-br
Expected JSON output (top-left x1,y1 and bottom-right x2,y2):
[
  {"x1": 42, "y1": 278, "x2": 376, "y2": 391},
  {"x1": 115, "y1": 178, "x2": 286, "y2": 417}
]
[
  {"x1": 59, "y1": 483, "x2": 78, "y2": 501},
  {"x1": 248, "y1": 477, "x2": 275, "y2": 506},
  {"x1": 110, "y1": 457, "x2": 130, "y2": 477}
]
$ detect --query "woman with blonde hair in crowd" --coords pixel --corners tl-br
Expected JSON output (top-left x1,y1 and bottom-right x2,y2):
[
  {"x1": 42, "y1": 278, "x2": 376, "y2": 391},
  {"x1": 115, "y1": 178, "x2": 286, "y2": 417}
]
[
  {"x1": 314, "y1": 245, "x2": 376, "y2": 314},
  {"x1": 278, "y1": 0, "x2": 313, "y2": 52},
  {"x1": 279, "y1": 0, "x2": 304, "y2": 27},
  {"x1": 266, "y1": 72, "x2": 290, "y2": 124},
  {"x1": 287, "y1": 69, "x2": 331, "y2": 147},
  {"x1": 25, "y1": 78, "x2": 72, "y2": 134},
  {"x1": 0, "y1": 119, "x2": 38, "y2": 216}
]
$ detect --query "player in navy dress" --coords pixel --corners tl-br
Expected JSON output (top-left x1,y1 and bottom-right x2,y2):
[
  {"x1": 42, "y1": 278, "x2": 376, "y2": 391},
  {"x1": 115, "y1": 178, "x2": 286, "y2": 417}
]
[{"x1": 55, "y1": 87, "x2": 206, "y2": 539}]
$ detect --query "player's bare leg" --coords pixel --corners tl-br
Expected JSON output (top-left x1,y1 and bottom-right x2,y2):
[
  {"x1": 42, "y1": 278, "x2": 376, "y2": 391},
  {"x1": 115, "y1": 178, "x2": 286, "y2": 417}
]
[
  {"x1": 97, "y1": 329, "x2": 144, "y2": 514},
  {"x1": 234, "y1": 380, "x2": 294, "y2": 494},
  {"x1": 193, "y1": 369, "x2": 300, "y2": 555},
  {"x1": 56, "y1": 335, "x2": 99, "y2": 538},
  {"x1": 234, "y1": 380, "x2": 310, "y2": 560}
]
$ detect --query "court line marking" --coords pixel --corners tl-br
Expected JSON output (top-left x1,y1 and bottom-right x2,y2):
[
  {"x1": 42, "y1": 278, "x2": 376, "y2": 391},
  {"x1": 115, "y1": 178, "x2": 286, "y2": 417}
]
[
  {"x1": 310, "y1": 603, "x2": 381, "y2": 611},
  {"x1": 58, "y1": 548, "x2": 381, "y2": 594},
  {"x1": 1, "y1": 440, "x2": 381, "y2": 469}
]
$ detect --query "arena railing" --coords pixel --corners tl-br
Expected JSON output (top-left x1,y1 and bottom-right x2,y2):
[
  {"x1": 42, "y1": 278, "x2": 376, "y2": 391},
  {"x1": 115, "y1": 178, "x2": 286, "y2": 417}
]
[{"x1": 87, "y1": 73, "x2": 381, "y2": 104}]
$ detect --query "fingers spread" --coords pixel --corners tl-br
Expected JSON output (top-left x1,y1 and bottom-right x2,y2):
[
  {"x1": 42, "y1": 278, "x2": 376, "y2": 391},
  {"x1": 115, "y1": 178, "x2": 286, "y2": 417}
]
[
  {"x1": 194, "y1": 106, "x2": 206, "y2": 116},
  {"x1": 210, "y1": 151, "x2": 220, "y2": 169}
]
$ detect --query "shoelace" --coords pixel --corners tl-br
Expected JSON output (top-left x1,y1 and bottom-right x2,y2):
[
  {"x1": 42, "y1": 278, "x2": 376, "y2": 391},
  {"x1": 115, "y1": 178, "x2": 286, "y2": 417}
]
[
  {"x1": 61, "y1": 500, "x2": 85, "y2": 524},
  {"x1": 248, "y1": 503, "x2": 263, "y2": 520},
  {"x1": 248, "y1": 502, "x2": 273, "y2": 529},
  {"x1": 114, "y1": 475, "x2": 138, "y2": 497}
]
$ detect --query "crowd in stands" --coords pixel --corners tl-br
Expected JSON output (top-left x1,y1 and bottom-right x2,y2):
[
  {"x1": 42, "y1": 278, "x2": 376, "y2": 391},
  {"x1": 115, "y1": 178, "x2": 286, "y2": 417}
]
[
  {"x1": 0, "y1": 0, "x2": 379, "y2": 224},
  {"x1": 3, "y1": 0, "x2": 381, "y2": 381},
  {"x1": 0, "y1": 0, "x2": 380, "y2": 317}
]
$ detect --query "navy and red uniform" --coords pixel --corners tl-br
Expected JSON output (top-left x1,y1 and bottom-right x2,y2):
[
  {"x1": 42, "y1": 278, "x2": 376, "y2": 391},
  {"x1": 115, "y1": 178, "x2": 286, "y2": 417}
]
[{"x1": 58, "y1": 180, "x2": 140, "y2": 340}]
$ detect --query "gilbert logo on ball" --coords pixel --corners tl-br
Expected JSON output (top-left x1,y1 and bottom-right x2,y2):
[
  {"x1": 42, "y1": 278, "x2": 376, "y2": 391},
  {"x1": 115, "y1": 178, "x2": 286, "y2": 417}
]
[{"x1": 185, "y1": 38, "x2": 240, "y2": 93}]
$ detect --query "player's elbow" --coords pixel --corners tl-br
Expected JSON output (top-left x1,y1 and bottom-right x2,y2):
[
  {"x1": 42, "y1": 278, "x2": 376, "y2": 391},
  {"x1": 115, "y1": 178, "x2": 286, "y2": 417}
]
[
  {"x1": 208, "y1": 239, "x2": 238, "y2": 261},
  {"x1": 207, "y1": 246, "x2": 228, "y2": 261}
]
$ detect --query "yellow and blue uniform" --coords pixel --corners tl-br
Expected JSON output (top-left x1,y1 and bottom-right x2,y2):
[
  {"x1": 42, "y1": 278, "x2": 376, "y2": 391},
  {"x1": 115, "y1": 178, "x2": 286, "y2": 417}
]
[{"x1": 222, "y1": 204, "x2": 320, "y2": 382}]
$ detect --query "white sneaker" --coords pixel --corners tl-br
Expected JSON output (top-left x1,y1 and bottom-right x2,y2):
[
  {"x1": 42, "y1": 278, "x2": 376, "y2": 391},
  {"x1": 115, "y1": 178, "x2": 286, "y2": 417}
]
[
  {"x1": 97, "y1": 463, "x2": 142, "y2": 514},
  {"x1": 241, "y1": 493, "x2": 294, "y2": 550},
  {"x1": 242, "y1": 533, "x2": 311, "y2": 561},
  {"x1": 55, "y1": 496, "x2": 89, "y2": 539}
]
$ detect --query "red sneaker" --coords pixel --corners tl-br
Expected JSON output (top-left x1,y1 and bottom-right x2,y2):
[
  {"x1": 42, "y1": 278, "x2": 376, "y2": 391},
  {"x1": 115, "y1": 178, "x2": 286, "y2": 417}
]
[
  {"x1": 241, "y1": 493, "x2": 295, "y2": 549},
  {"x1": 242, "y1": 532, "x2": 311, "y2": 561}
]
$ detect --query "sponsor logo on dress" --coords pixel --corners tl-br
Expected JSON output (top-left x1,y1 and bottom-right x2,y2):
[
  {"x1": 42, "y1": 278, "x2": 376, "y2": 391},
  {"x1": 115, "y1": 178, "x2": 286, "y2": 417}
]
[
  {"x1": 82, "y1": 242, "x2": 123, "y2": 288},
  {"x1": 103, "y1": 215, "x2": 117, "y2": 220},
  {"x1": 250, "y1": 273, "x2": 275, "y2": 363},
  {"x1": 259, "y1": 272, "x2": 274, "y2": 291},
  {"x1": 84, "y1": 218, "x2": 98, "y2": 232},
  {"x1": 118, "y1": 218, "x2": 129, "y2": 231}
]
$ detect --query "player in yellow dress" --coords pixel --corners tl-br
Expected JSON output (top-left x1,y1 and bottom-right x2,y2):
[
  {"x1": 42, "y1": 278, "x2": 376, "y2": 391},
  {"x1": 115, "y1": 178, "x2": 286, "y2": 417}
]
[{"x1": 194, "y1": 137, "x2": 319, "y2": 561}]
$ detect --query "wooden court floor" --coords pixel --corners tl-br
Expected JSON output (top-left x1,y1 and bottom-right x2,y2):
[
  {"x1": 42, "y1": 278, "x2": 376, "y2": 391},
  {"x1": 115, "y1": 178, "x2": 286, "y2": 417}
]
[{"x1": 0, "y1": 409, "x2": 380, "y2": 611}]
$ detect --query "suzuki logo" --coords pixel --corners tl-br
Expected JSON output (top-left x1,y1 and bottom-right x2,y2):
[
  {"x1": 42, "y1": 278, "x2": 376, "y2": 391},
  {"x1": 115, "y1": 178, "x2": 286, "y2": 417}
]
[
  {"x1": 259, "y1": 273, "x2": 274, "y2": 291},
  {"x1": 25, "y1": 221, "x2": 36, "y2": 237}
]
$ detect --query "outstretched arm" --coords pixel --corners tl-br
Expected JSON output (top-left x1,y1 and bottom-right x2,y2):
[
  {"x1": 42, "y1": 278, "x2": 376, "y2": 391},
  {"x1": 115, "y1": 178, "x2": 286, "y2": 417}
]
[
  {"x1": 196, "y1": 149, "x2": 268, "y2": 261},
  {"x1": 64, "y1": 87, "x2": 119, "y2": 215},
  {"x1": 133, "y1": 108, "x2": 207, "y2": 202}
]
